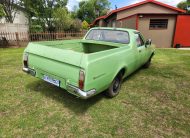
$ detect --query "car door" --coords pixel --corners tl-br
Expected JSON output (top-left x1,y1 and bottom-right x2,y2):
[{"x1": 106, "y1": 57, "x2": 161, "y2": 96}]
[{"x1": 135, "y1": 33, "x2": 146, "y2": 67}]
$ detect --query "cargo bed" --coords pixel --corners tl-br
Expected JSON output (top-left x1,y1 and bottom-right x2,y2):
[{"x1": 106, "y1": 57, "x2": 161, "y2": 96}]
[{"x1": 32, "y1": 40, "x2": 119, "y2": 53}]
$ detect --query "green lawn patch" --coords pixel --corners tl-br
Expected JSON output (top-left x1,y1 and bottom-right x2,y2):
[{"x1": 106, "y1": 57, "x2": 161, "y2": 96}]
[{"x1": 0, "y1": 48, "x2": 190, "y2": 137}]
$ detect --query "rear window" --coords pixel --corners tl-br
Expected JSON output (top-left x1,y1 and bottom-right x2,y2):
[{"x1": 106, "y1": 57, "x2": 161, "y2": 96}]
[{"x1": 85, "y1": 29, "x2": 130, "y2": 44}]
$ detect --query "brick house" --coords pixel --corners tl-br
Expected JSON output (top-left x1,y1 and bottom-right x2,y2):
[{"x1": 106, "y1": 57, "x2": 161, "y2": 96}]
[{"x1": 91, "y1": 0, "x2": 188, "y2": 48}]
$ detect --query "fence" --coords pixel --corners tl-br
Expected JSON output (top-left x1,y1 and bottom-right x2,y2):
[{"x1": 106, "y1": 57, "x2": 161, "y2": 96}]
[
  {"x1": 0, "y1": 23, "x2": 29, "y2": 33},
  {"x1": 29, "y1": 31, "x2": 87, "y2": 41},
  {"x1": 0, "y1": 31, "x2": 88, "y2": 47}
]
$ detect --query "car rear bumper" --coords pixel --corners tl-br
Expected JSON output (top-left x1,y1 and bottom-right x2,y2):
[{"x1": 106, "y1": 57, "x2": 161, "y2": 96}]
[
  {"x1": 23, "y1": 67, "x2": 29, "y2": 72},
  {"x1": 67, "y1": 84, "x2": 96, "y2": 99},
  {"x1": 23, "y1": 67, "x2": 96, "y2": 99},
  {"x1": 23, "y1": 67, "x2": 36, "y2": 76}
]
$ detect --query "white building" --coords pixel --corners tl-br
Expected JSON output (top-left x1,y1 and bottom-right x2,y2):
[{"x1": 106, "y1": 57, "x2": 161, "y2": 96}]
[{"x1": 0, "y1": 10, "x2": 29, "y2": 32}]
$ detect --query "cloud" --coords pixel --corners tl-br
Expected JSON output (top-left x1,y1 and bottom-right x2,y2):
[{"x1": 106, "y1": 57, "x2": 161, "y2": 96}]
[
  {"x1": 159, "y1": 0, "x2": 184, "y2": 6},
  {"x1": 66, "y1": 0, "x2": 81, "y2": 11},
  {"x1": 67, "y1": 0, "x2": 185, "y2": 11},
  {"x1": 130, "y1": 0, "x2": 184, "y2": 7},
  {"x1": 67, "y1": 0, "x2": 87, "y2": 11}
]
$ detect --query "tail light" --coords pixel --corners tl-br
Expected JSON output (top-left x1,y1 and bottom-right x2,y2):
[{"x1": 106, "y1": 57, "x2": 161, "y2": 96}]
[
  {"x1": 79, "y1": 70, "x2": 85, "y2": 90},
  {"x1": 23, "y1": 53, "x2": 28, "y2": 68}
]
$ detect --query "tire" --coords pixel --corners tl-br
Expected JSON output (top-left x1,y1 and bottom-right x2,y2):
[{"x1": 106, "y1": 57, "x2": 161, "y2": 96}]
[
  {"x1": 106, "y1": 73, "x2": 122, "y2": 98},
  {"x1": 143, "y1": 58, "x2": 151, "y2": 68}
]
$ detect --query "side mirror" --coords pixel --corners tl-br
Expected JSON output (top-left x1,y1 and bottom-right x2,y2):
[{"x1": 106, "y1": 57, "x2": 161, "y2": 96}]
[{"x1": 145, "y1": 39, "x2": 152, "y2": 47}]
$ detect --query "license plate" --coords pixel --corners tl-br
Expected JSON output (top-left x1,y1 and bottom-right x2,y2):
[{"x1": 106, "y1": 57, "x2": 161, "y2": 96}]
[{"x1": 43, "y1": 75, "x2": 60, "y2": 87}]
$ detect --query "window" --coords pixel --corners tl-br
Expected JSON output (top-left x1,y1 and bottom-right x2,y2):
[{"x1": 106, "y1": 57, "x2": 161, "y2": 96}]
[
  {"x1": 135, "y1": 33, "x2": 144, "y2": 47},
  {"x1": 85, "y1": 29, "x2": 130, "y2": 44},
  {"x1": 149, "y1": 19, "x2": 168, "y2": 29}
]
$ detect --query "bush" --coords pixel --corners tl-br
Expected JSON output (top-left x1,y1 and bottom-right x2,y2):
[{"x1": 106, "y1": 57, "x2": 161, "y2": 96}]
[
  {"x1": 0, "y1": 37, "x2": 8, "y2": 47},
  {"x1": 82, "y1": 20, "x2": 89, "y2": 30},
  {"x1": 30, "y1": 25, "x2": 43, "y2": 33}
]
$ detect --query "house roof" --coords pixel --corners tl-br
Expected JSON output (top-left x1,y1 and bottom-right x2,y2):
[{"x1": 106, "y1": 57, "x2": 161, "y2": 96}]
[
  {"x1": 91, "y1": 15, "x2": 106, "y2": 26},
  {"x1": 91, "y1": 0, "x2": 186, "y2": 26}
]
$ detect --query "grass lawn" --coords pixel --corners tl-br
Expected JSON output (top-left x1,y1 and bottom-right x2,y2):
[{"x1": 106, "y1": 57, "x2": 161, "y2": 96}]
[{"x1": 0, "y1": 48, "x2": 190, "y2": 137}]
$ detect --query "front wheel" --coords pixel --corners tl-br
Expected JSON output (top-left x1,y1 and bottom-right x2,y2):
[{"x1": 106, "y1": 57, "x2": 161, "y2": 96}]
[{"x1": 106, "y1": 74, "x2": 122, "y2": 98}]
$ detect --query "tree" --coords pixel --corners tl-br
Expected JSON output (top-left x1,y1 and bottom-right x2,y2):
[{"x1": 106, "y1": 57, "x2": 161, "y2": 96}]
[
  {"x1": 0, "y1": 0, "x2": 20, "y2": 23},
  {"x1": 90, "y1": 0, "x2": 110, "y2": 17},
  {"x1": 70, "y1": 5, "x2": 78, "y2": 19},
  {"x1": 77, "y1": 0, "x2": 110, "y2": 23},
  {"x1": 70, "y1": 18, "x2": 82, "y2": 31},
  {"x1": 77, "y1": 1, "x2": 95, "y2": 23},
  {"x1": 53, "y1": 8, "x2": 82, "y2": 31},
  {"x1": 0, "y1": 4, "x2": 6, "y2": 19},
  {"x1": 187, "y1": 0, "x2": 190, "y2": 11},
  {"x1": 177, "y1": 0, "x2": 190, "y2": 13},
  {"x1": 53, "y1": 7, "x2": 72, "y2": 31},
  {"x1": 20, "y1": 0, "x2": 68, "y2": 31}
]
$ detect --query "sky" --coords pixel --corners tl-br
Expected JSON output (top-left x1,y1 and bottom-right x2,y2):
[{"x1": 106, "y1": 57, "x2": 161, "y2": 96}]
[{"x1": 66, "y1": 0, "x2": 185, "y2": 11}]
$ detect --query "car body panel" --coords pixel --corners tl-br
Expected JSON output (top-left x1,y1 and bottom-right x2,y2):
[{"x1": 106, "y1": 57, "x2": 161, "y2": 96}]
[{"x1": 23, "y1": 27, "x2": 155, "y2": 99}]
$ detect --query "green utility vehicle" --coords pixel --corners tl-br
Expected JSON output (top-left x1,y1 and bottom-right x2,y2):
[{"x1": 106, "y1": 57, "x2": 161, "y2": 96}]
[{"x1": 23, "y1": 27, "x2": 155, "y2": 99}]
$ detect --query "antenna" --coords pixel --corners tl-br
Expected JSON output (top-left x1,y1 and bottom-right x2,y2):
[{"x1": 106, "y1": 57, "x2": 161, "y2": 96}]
[{"x1": 115, "y1": 5, "x2": 117, "y2": 10}]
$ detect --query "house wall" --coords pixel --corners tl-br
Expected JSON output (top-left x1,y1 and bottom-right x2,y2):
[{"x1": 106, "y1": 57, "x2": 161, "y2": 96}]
[
  {"x1": 0, "y1": 23, "x2": 29, "y2": 41},
  {"x1": 0, "y1": 23, "x2": 29, "y2": 33},
  {"x1": 0, "y1": 11, "x2": 28, "y2": 24},
  {"x1": 138, "y1": 15, "x2": 176, "y2": 48},
  {"x1": 13, "y1": 11, "x2": 28, "y2": 24},
  {"x1": 99, "y1": 19, "x2": 106, "y2": 27},
  {"x1": 117, "y1": 15, "x2": 136, "y2": 29},
  {"x1": 105, "y1": 14, "x2": 117, "y2": 27},
  {"x1": 117, "y1": 3, "x2": 178, "y2": 20}
]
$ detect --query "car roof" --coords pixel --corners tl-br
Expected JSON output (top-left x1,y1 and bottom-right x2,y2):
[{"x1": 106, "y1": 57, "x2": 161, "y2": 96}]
[{"x1": 90, "y1": 27, "x2": 138, "y2": 33}]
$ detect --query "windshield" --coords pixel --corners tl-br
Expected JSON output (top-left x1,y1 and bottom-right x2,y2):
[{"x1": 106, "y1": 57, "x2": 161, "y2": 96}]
[{"x1": 85, "y1": 29, "x2": 130, "y2": 44}]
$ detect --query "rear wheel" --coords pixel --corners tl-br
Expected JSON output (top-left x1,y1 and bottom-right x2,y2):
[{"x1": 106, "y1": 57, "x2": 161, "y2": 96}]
[{"x1": 106, "y1": 73, "x2": 122, "y2": 98}]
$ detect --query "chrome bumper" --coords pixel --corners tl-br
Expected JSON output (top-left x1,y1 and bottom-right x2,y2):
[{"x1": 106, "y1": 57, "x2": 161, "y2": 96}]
[
  {"x1": 22, "y1": 67, "x2": 36, "y2": 76},
  {"x1": 23, "y1": 67, "x2": 29, "y2": 72},
  {"x1": 23, "y1": 67, "x2": 96, "y2": 99},
  {"x1": 67, "y1": 84, "x2": 96, "y2": 99}
]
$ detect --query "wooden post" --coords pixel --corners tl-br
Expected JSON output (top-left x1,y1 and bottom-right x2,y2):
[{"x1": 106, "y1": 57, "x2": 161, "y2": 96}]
[{"x1": 15, "y1": 32, "x2": 20, "y2": 47}]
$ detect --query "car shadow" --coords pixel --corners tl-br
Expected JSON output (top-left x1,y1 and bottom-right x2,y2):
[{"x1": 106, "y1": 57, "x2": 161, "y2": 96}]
[
  {"x1": 122, "y1": 67, "x2": 142, "y2": 83},
  {"x1": 26, "y1": 80, "x2": 105, "y2": 114},
  {"x1": 25, "y1": 67, "x2": 146, "y2": 114}
]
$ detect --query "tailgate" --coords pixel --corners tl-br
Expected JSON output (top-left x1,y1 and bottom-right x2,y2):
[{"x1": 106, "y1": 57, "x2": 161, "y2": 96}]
[
  {"x1": 25, "y1": 43, "x2": 83, "y2": 87},
  {"x1": 26, "y1": 43, "x2": 83, "y2": 66}
]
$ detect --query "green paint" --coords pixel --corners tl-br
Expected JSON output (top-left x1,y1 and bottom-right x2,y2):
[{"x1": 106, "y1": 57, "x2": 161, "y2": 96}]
[{"x1": 23, "y1": 27, "x2": 155, "y2": 98}]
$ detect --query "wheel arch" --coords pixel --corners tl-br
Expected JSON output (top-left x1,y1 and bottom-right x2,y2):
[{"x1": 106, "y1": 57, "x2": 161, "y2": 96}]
[
  {"x1": 113, "y1": 66, "x2": 127, "y2": 81},
  {"x1": 150, "y1": 52, "x2": 155, "y2": 58}
]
